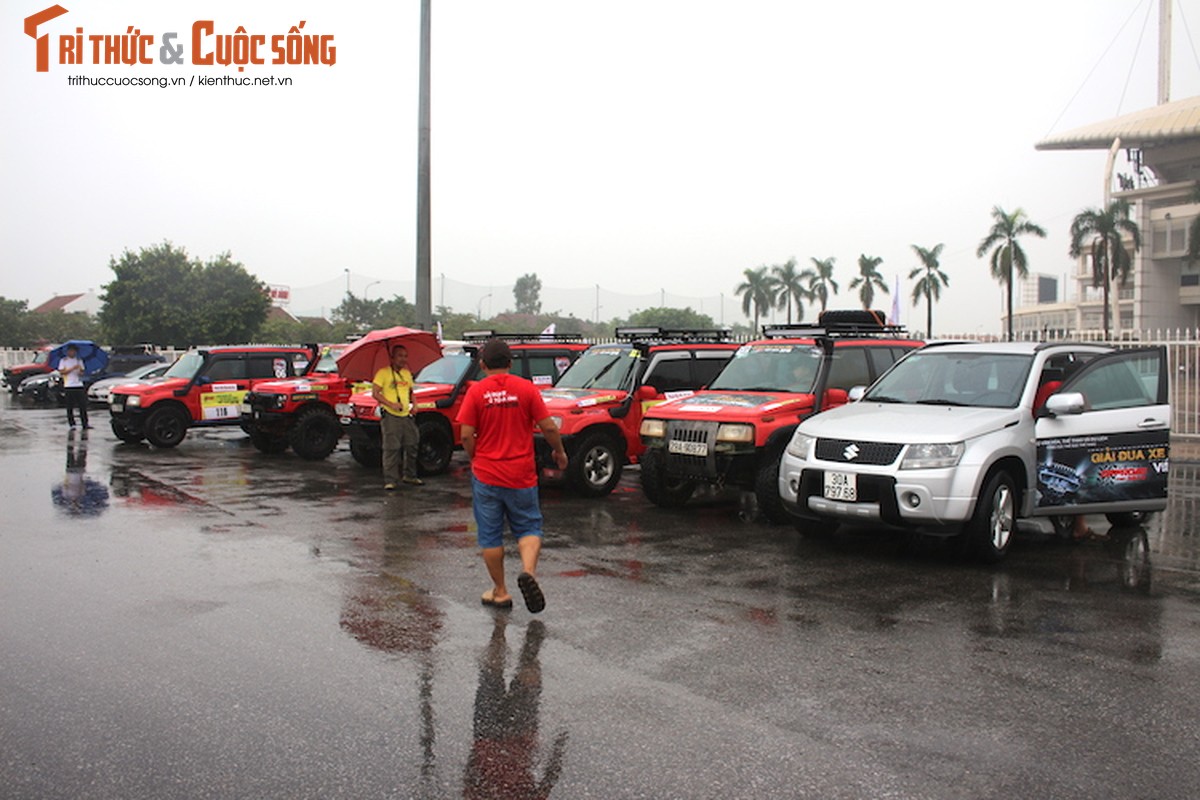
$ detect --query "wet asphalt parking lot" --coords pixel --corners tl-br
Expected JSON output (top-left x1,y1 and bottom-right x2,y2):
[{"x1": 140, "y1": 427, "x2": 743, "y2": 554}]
[{"x1": 3, "y1": 396, "x2": 1200, "y2": 800}]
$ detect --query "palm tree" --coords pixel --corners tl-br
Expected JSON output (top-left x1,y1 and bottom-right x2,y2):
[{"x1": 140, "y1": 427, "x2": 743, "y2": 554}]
[
  {"x1": 1069, "y1": 199, "x2": 1141, "y2": 339},
  {"x1": 807, "y1": 257, "x2": 839, "y2": 313},
  {"x1": 908, "y1": 243, "x2": 949, "y2": 337},
  {"x1": 771, "y1": 258, "x2": 815, "y2": 324},
  {"x1": 735, "y1": 266, "x2": 778, "y2": 333},
  {"x1": 848, "y1": 254, "x2": 888, "y2": 310},
  {"x1": 976, "y1": 206, "x2": 1046, "y2": 341}
]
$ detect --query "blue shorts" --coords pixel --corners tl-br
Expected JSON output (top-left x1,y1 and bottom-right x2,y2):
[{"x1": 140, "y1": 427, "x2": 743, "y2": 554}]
[{"x1": 472, "y1": 475, "x2": 544, "y2": 549}]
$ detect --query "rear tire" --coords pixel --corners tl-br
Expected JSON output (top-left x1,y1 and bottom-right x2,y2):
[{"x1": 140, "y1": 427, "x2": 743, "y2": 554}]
[
  {"x1": 967, "y1": 470, "x2": 1017, "y2": 562},
  {"x1": 250, "y1": 429, "x2": 289, "y2": 455},
  {"x1": 110, "y1": 418, "x2": 144, "y2": 444},
  {"x1": 350, "y1": 436, "x2": 382, "y2": 468},
  {"x1": 416, "y1": 418, "x2": 454, "y2": 475},
  {"x1": 144, "y1": 406, "x2": 190, "y2": 448},
  {"x1": 639, "y1": 448, "x2": 695, "y2": 507},
  {"x1": 289, "y1": 407, "x2": 341, "y2": 460},
  {"x1": 568, "y1": 432, "x2": 623, "y2": 496}
]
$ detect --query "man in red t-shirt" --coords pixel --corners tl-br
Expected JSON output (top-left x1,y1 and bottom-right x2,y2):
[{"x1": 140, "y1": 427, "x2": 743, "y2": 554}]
[{"x1": 458, "y1": 339, "x2": 568, "y2": 613}]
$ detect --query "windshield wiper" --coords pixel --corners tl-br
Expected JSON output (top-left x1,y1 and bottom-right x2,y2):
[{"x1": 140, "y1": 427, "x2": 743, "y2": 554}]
[
  {"x1": 866, "y1": 395, "x2": 906, "y2": 403},
  {"x1": 916, "y1": 398, "x2": 969, "y2": 407}
]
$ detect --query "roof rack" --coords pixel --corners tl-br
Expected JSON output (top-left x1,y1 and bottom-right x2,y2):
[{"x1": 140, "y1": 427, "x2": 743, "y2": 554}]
[
  {"x1": 613, "y1": 326, "x2": 732, "y2": 343},
  {"x1": 762, "y1": 321, "x2": 908, "y2": 339},
  {"x1": 461, "y1": 329, "x2": 585, "y2": 343}
]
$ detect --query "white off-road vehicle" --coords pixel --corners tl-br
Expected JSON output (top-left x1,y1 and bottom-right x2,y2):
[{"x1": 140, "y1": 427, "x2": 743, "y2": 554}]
[{"x1": 778, "y1": 341, "x2": 1171, "y2": 561}]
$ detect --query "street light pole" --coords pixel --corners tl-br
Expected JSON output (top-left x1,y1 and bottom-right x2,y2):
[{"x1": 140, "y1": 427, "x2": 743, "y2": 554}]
[
  {"x1": 344, "y1": 268, "x2": 351, "y2": 298},
  {"x1": 415, "y1": 0, "x2": 432, "y2": 330},
  {"x1": 365, "y1": 281, "x2": 382, "y2": 302}
]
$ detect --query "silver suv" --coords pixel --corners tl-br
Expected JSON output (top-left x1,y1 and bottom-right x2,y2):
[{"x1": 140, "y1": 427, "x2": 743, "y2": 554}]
[{"x1": 778, "y1": 341, "x2": 1171, "y2": 561}]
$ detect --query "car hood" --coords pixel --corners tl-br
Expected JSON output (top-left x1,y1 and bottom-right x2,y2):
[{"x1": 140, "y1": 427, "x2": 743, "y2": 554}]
[
  {"x1": 650, "y1": 391, "x2": 813, "y2": 418},
  {"x1": 541, "y1": 387, "x2": 628, "y2": 409},
  {"x1": 115, "y1": 377, "x2": 191, "y2": 395},
  {"x1": 799, "y1": 402, "x2": 1022, "y2": 443}
]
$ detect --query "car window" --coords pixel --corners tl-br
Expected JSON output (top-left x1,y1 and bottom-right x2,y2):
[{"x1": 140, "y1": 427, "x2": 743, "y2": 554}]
[
  {"x1": 710, "y1": 344, "x2": 822, "y2": 392},
  {"x1": 827, "y1": 348, "x2": 872, "y2": 391},
  {"x1": 643, "y1": 352, "x2": 693, "y2": 393},
  {"x1": 204, "y1": 358, "x2": 246, "y2": 381},
  {"x1": 524, "y1": 354, "x2": 561, "y2": 386},
  {"x1": 1068, "y1": 353, "x2": 1159, "y2": 410},
  {"x1": 694, "y1": 350, "x2": 735, "y2": 387},
  {"x1": 246, "y1": 355, "x2": 294, "y2": 380},
  {"x1": 867, "y1": 351, "x2": 1033, "y2": 408}
]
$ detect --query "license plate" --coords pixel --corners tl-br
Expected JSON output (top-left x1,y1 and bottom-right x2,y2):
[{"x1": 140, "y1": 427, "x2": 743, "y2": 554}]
[
  {"x1": 669, "y1": 440, "x2": 708, "y2": 457},
  {"x1": 240, "y1": 403, "x2": 252, "y2": 414},
  {"x1": 823, "y1": 470, "x2": 857, "y2": 501},
  {"x1": 111, "y1": 403, "x2": 124, "y2": 413}
]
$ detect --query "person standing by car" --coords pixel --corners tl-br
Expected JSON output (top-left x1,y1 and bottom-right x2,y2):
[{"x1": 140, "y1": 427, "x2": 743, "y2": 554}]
[
  {"x1": 458, "y1": 339, "x2": 568, "y2": 613},
  {"x1": 372, "y1": 345, "x2": 421, "y2": 490},
  {"x1": 58, "y1": 345, "x2": 89, "y2": 429}
]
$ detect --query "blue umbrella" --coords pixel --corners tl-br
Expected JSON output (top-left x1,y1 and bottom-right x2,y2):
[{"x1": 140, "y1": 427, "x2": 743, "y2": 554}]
[{"x1": 48, "y1": 340, "x2": 109, "y2": 374}]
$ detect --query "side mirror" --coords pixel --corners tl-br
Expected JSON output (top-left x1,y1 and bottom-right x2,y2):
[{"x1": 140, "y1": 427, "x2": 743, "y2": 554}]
[
  {"x1": 822, "y1": 388, "x2": 849, "y2": 408},
  {"x1": 848, "y1": 386, "x2": 867, "y2": 402},
  {"x1": 195, "y1": 375, "x2": 212, "y2": 386},
  {"x1": 1043, "y1": 391, "x2": 1086, "y2": 416},
  {"x1": 636, "y1": 385, "x2": 658, "y2": 400}
]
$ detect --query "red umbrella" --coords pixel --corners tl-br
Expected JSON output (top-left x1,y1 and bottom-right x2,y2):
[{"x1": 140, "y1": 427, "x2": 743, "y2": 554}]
[{"x1": 335, "y1": 327, "x2": 443, "y2": 382}]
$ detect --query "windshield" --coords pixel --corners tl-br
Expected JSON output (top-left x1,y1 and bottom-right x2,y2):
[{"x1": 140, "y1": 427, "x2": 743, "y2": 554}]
[
  {"x1": 416, "y1": 353, "x2": 472, "y2": 385},
  {"x1": 164, "y1": 351, "x2": 205, "y2": 379},
  {"x1": 124, "y1": 362, "x2": 164, "y2": 380},
  {"x1": 555, "y1": 347, "x2": 638, "y2": 391},
  {"x1": 34, "y1": 351, "x2": 49, "y2": 365},
  {"x1": 865, "y1": 351, "x2": 1034, "y2": 408},
  {"x1": 710, "y1": 343, "x2": 822, "y2": 392}
]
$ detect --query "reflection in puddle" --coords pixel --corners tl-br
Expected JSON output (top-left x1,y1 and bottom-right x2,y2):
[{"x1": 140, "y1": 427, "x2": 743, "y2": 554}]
[{"x1": 50, "y1": 429, "x2": 108, "y2": 516}]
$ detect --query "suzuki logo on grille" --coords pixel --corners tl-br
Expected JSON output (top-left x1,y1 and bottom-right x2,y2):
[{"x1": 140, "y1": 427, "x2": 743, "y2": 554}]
[{"x1": 843, "y1": 443, "x2": 860, "y2": 461}]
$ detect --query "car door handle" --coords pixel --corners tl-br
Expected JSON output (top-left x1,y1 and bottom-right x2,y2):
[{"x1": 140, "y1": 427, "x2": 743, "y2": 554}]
[{"x1": 1137, "y1": 419, "x2": 1167, "y2": 429}]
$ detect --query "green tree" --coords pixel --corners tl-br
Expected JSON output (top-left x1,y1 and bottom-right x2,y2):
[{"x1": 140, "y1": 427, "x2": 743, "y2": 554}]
[
  {"x1": 625, "y1": 306, "x2": 716, "y2": 329},
  {"x1": 908, "y1": 243, "x2": 949, "y2": 337},
  {"x1": 1069, "y1": 199, "x2": 1141, "y2": 339},
  {"x1": 735, "y1": 266, "x2": 777, "y2": 333},
  {"x1": 513, "y1": 273, "x2": 542, "y2": 315},
  {"x1": 433, "y1": 306, "x2": 483, "y2": 340},
  {"x1": 976, "y1": 206, "x2": 1046, "y2": 342},
  {"x1": 99, "y1": 242, "x2": 269, "y2": 346},
  {"x1": 807, "y1": 257, "x2": 840, "y2": 313},
  {"x1": 772, "y1": 258, "x2": 814, "y2": 324},
  {"x1": 332, "y1": 294, "x2": 385, "y2": 330},
  {"x1": 28, "y1": 310, "x2": 100, "y2": 344},
  {"x1": 848, "y1": 254, "x2": 888, "y2": 310},
  {"x1": 379, "y1": 295, "x2": 417, "y2": 326},
  {"x1": 0, "y1": 297, "x2": 32, "y2": 346}
]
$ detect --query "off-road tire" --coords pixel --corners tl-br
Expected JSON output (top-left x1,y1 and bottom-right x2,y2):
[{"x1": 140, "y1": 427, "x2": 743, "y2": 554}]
[
  {"x1": 416, "y1": 418, "x2": 454, "y2": 476},
  {"x1": 110, "y1": 418, "x2": 144, "y2": 444},
  {"x1": 350, "y1": 436, "x2": 382, "y2": 468},
  {"x1": 289, "y1": 407, "x2": 341, "y2": 460},
  {"x1": 250, "y1": 429, "x2": 289, "y2": 455},
  {"x1": 568, "y1": 432, "x2": 623, "y2": 497},
  {"x1": 639, "y1": 448, "x2": 695, "y2": 507},
  {"x1": 754, "y1": 451, "x2": 790, "y2": 523},
  {"x1": 144, "y1": 405, "x2": 190, "y2": 449}
]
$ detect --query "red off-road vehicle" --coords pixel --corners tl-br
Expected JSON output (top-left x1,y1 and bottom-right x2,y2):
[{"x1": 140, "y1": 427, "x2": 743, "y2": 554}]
[
  {"x1": 534, "y1": 327, "x2": 739, "y2": 496},
  {"x1": 342, "y1": 332, "x2": 590, "y2": 475},
  {"x1": 240, "y1": 344, "x2": 356, "y2": 459},
  {"x1": 3, "y1": 347, "x2": 54, "y2": 393},
  {"x1": 109, "y1": 344, "x2": 316, "y2": 448},
  {"x1": 639, "y1": 312, "x2": 922, "y2": 521}
]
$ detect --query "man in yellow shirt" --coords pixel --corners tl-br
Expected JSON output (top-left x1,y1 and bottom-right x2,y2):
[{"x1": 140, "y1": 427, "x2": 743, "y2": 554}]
[{"x1": 371, "y1": 345, "x2": 422, "y2": 490}]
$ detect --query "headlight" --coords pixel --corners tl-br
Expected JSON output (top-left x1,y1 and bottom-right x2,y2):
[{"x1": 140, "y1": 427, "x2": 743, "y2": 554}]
[
  {"x1": 127, "y1": 395, "x2": 141, "y2": 407},
  {"x1": 640, "y1": 419, "x2": 665, "y2": 438},
  {"x1": 786, "y1": 431, "x2": 815, "y2": 459},
  {"x1": 901, "y1": 442, "x2": 964, "y2": 469},
  {"x1": 273, "y1": 395, "x2": 287, "y2": 409},
  {"x1": 715, "y1": 423, "x2": 754, "y2": 443}
]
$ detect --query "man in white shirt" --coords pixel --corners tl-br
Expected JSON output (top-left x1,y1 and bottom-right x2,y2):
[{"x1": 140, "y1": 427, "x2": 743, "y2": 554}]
[{"x1": 58, "y1": 345, "x2": 90, "y2": 429}]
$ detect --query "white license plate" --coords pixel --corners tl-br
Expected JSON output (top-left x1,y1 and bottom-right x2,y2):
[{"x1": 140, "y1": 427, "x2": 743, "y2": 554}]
[
  {"x1": 111, "y1": 402, "x2": 124, "y2": 413},
  {"x1": 669, "y1": 440, "x2": 708, "y2": 457},
  {"x1": 240, "y1": 403, "x2": 252, "y2": 414},
  {"x1": 823, "y1": 470, "x2": 857, "y2": 501},
  {"x1": 335, "y1": 403, "x2": 353, "y2": 416}
]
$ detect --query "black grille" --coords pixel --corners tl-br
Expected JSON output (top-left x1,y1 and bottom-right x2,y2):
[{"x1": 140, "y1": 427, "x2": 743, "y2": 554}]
[
  {"x1": 665, "y1": 420, "x2": 718, "y2": 478},
  {"x1": 815, "y1": 438, "x2": 902, "y2": 466}
]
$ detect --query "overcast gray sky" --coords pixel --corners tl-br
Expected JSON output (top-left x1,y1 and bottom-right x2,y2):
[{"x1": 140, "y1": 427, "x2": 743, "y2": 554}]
[{"x1": 4, "y1": 0, "x2": 1200, "y2": 334}]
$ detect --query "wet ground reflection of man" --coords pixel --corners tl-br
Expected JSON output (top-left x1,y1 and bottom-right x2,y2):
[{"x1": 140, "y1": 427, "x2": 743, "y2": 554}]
[
  {"x1": 463, "y1": 619, "x2": 568, "y2": 800},
  {"x1": 51, "y1": 429, "x2": 109, "y2": 516}
]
